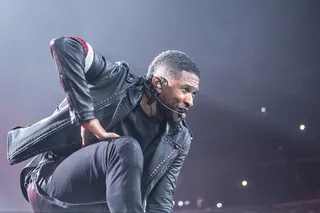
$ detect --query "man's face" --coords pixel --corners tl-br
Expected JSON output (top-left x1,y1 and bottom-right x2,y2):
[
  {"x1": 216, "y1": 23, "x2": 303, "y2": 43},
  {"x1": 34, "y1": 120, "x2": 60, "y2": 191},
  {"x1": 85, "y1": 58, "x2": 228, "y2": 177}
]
[{"x1": 157, "y1": 70, "x2": 200, "y2": 121}]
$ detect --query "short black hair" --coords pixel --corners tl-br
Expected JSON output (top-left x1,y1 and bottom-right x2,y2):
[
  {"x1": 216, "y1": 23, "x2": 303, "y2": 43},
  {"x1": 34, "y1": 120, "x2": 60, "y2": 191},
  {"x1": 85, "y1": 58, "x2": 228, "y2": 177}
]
[{"x1": 147, "y1": 50, "x2": 200, "y2": 80}]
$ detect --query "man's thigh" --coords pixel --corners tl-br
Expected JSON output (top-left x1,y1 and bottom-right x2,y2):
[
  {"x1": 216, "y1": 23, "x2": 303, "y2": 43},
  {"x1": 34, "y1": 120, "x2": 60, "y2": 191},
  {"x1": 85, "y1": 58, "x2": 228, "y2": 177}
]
[
  {"x1": 43, "y1": 141, "x2": 111, "y2": 204},
  {"x1": 41, "y1": 136, "x2": 143, "y2": 204}
]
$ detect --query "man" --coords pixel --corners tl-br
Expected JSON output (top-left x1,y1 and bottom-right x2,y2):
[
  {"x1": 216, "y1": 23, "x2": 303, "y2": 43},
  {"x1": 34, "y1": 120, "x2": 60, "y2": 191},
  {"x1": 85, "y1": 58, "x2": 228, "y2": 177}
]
[{"x1": 7, "y1": 36, "x2": 200, "y2": 213}]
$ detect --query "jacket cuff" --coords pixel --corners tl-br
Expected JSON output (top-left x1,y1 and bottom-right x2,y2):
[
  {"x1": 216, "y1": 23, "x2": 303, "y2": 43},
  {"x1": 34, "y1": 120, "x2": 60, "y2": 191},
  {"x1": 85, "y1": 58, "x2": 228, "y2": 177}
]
[
  {"x1": 78, "y1": 111, "x2": 95, "y2": 122},
  {"x1": 70, "y1": 110, "x2": 95, "y2": 125}
]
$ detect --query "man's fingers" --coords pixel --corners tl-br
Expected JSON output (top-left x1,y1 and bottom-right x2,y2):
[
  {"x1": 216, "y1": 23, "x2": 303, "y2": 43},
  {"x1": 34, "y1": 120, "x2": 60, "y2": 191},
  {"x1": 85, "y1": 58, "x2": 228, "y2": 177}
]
[
  {"x1": 111, "y1": 133, "x2": 120, "y2": 137},
  {"x1": 104, "y1": 132, "x2": 120, "y2": 138}
]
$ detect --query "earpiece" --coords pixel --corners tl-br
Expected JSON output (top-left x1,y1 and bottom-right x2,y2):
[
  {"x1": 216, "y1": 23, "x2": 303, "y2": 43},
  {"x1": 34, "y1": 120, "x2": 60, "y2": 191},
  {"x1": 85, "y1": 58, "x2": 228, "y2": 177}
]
[
  {"x1": 156, "y1": 82, "x2": 162, "y2": 89},
  {"x1": 155, "y1": 77, "x2": 165, "y2": 90}
]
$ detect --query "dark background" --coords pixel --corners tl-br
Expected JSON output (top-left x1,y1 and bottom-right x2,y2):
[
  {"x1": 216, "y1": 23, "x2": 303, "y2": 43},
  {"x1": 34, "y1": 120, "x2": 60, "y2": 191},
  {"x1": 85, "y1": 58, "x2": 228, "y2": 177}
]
[{"x1": 0, "y1": 0, "x2": 319, "y2": 211}]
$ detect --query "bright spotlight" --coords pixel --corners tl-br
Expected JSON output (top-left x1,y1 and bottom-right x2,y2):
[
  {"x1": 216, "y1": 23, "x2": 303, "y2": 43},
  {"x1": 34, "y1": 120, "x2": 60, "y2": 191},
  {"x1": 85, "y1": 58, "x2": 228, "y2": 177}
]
[
  {"x1": 216, "y1": 202, "x2": 223, "y2": 208},
  {"x1": 178, "y1": 201, "x2": 184, "y2": 207},
  {"x1": 242, "y1": 180, "x2": 248, "y2": 186},
  {"x1": 300, "y1": 124, "x2": 306, "y2": 131},
  {"x1": 184, "y1": 201, "x2": 190, "y2": 205},
  {"x1": 261, "y1": 107, "x2": 266, "y2": 113},
  {"x1": 173, "y1": 201, "x2": 175, "y2": 205}
]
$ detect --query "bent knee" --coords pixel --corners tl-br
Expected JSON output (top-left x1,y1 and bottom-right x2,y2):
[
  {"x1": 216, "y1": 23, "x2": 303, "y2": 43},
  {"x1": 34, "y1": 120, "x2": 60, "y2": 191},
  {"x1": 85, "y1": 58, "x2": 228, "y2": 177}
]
[
  {"x1": 114, "y1": 137, "x2": 143, "y2": 167},
  {"x1": 116, "y1": 136, "x2": 142, "y2": 155}
]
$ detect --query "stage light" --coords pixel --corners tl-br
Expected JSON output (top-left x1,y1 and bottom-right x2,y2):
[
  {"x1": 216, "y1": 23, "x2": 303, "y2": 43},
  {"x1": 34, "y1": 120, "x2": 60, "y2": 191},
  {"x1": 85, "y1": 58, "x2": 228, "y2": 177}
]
[
  {"x1": 178, "y1": 201, "x2": 184, "y2": 207},
  {"x1": 242, "y1": 180, "x2": 248, "y2": 186},
  {"x1": 173, "y1": 201, "x2": 175, "y2": 205},
  {"x1": 300, "y1": 124, "x2": 306, "y2": 131},
  {"x1": 184, "y1": 201, "x2": 190, "y2": 205},
  {"x1": 216, "y1": 203, "x2": 223, "y2": 208},
  {"x1": 261, "y1": 107, "x2": 266, "y2": 113}
]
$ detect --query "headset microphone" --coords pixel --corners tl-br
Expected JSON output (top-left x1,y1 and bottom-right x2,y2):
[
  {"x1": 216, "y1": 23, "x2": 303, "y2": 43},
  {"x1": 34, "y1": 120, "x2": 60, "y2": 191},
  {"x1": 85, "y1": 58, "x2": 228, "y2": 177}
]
[
  {"x1": 152, "y1": 91, "x2": 187, "y2": 119},
  {"x1": 144, "y1": 74, "x2": 187, "y2": 119}
]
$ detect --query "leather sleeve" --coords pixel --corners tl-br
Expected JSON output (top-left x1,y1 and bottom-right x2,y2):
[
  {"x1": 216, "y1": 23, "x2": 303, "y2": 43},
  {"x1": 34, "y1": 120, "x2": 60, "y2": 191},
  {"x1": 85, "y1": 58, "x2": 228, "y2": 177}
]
[
  {"x1": 49, "y1": 36, "x2": 114, "y2": 124},
  {"x1": 146, "y1": 145, "x2": 191, "y2": 213}
]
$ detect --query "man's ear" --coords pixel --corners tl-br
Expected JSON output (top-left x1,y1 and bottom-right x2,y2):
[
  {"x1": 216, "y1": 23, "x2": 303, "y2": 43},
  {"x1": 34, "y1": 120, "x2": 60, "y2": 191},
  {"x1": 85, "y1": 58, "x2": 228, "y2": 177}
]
[{"x1": 152, "y1": 76, "x2": 163, "y2": 93}]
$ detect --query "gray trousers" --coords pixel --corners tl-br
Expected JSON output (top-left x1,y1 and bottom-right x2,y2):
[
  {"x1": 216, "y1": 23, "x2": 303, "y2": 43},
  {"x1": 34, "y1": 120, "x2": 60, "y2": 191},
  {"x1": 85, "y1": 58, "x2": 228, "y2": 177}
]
[{"x1": 26, "y1": 137, "x2": 144, "y2": 213}]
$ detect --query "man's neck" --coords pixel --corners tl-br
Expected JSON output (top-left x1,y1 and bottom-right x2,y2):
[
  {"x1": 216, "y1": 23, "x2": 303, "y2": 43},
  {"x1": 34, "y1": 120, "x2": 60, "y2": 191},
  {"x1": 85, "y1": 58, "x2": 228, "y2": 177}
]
[{"x1": 140, "y1": 92, "x2": 164, "y2": 121}]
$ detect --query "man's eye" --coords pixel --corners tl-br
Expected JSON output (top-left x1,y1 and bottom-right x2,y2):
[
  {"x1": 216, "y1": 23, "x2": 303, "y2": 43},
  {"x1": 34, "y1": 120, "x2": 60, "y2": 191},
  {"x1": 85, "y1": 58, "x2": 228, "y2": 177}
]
[{"x1": 181, "y1": 88, "x2": 188, "y2": 93}]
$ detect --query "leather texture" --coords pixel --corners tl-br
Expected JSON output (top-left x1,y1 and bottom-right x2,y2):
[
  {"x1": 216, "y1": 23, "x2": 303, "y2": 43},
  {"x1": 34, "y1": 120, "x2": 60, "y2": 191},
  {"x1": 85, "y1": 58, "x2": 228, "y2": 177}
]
[{"x1": 6, "y1": 36, "x2": 193, "y2": 213}]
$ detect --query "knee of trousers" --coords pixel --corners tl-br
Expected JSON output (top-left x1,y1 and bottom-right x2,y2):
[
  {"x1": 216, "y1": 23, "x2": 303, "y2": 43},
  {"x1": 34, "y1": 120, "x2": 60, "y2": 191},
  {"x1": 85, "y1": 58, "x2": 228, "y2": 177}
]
[{"x1": 112, "y1": 136, "x2": 144, "y2": 169}]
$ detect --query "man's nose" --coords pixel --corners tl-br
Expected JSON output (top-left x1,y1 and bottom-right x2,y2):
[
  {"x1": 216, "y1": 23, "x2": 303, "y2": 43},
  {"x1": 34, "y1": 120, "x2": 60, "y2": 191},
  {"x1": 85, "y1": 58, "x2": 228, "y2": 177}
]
[{"x1": 184, "y1": 94, "x2": 194, "y2": 108}]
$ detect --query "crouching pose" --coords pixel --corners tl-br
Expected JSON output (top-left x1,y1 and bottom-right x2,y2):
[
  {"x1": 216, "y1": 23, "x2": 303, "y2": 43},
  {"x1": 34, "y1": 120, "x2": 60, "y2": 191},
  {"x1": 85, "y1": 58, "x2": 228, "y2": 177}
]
[{"x1": 7, "y1": 36, "x2": 200, "y2": 213}]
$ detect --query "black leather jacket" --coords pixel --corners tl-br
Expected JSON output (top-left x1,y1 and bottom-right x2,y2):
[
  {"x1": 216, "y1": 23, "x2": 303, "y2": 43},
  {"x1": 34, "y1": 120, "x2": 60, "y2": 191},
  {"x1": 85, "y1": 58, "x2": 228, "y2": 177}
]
[{"x1": 7, "y1": 36, "x2": 193, "y2": 213}]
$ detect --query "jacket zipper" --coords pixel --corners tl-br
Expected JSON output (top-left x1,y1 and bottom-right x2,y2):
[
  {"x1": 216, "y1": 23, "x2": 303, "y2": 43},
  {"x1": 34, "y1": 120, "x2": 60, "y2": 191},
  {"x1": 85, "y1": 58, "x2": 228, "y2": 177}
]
[
  {"x1": 142, "y1": 123, "x2": 169, "y2": 211},
  {"x1": 142, "y1": 122, "x2": 181, "y2": 211}
]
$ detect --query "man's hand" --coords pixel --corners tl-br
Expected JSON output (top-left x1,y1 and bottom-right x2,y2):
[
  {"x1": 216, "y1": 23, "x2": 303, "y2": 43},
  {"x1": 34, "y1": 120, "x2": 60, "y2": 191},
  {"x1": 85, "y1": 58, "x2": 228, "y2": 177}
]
[{"x1": 81, "y1": 118, "x2": 120, "y2": 146}]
